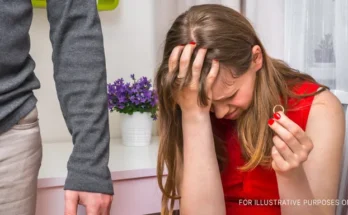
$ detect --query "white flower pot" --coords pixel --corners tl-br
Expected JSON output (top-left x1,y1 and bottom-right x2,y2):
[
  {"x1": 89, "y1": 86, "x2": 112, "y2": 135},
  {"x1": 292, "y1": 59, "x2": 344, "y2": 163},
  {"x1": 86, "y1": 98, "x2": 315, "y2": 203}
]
[{"x1": 121, "y1": 112, "x2": 153, "y2": 146}]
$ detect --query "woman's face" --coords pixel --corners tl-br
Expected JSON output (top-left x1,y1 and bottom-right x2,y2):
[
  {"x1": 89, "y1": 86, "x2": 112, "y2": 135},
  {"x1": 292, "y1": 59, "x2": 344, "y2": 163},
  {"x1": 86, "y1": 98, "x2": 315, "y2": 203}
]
[
  {"x1": 210, "y1": 67, "x2": 255, "y2": 119},
  {"x1": 210, "y1": 46, "x2": 262, "y2": 120}
]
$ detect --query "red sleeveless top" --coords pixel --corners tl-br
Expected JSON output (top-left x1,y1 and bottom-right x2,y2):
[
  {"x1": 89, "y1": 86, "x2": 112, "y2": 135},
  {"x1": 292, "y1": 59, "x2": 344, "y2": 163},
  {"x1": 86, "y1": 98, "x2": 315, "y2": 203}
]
[{"x1": 215, "y1": 82, "x2": 320, "y2": 215}]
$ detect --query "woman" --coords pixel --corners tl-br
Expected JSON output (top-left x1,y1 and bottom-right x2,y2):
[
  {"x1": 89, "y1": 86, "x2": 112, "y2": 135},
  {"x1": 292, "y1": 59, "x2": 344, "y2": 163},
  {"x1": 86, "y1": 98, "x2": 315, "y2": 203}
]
[{"x1": 155, "y1": 4, "x2": 345, "y2": 215}]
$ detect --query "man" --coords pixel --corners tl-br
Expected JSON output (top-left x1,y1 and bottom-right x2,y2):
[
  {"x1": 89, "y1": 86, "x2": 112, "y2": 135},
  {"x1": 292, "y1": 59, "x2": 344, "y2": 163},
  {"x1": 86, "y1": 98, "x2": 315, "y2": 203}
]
[{"x1": 0, "y1": 0, "x2": 114, "y2": 214}]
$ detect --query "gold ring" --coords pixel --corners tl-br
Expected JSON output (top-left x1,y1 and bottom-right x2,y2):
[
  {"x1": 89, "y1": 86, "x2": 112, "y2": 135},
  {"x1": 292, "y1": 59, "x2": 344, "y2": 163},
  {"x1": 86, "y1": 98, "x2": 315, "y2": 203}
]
[{"x1": 273, "y1": 105, "x2": 284, "y2": 114}]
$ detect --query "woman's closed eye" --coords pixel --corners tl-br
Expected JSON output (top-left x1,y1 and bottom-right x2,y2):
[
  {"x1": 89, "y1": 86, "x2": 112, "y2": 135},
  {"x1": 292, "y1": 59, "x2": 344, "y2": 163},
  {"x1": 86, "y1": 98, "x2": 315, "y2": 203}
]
[
  {"x1": 213, "y1": 89, "x2": 239, "y2": 103},
  {"x1": 224, "y1": 89, "x2": 239, "y2": 101}
]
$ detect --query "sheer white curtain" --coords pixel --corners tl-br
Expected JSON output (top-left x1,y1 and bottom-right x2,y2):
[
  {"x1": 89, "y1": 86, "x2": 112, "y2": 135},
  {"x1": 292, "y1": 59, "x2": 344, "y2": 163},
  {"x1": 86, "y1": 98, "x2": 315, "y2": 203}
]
[
  {"x1": 245, "y1": 1, "x2": 348, "y2": 215},
  {"x1": 283, "y1": 0, "x2": 348, "y2": 91},
  {"x1": 284, "y1": 2, "x2": 348, "y2": 215},
  {"x1": 244, "y1": 0, "x2": 348, "y2": 91}
]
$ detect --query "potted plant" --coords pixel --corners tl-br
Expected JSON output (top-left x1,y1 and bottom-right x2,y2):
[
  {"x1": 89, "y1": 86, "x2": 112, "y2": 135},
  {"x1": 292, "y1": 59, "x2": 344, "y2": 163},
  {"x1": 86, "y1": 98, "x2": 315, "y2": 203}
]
[
  {"x1": 107, "y1": 74, "x2": 158, "y2": 146},
  {"x1": 310, "y1": 33, "x2": 336, "y2": 88},
  {"x1": 314, "y1": 33, "x2": 335, "y2": 65}
]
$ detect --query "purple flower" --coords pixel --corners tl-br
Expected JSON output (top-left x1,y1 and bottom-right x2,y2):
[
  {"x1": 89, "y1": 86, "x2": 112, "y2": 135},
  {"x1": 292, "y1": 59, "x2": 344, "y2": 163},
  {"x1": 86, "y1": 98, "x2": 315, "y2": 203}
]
[{"x1": 107, "y1": 74, "x2": 158, "y2": 120}]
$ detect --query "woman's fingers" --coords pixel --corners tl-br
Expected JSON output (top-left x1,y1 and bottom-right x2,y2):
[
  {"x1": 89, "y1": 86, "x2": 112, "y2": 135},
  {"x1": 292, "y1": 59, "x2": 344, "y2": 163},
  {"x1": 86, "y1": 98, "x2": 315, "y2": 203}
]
[
  {"x1": 167, "y1": 43, "x2": 219, "y2": 112},
  {"x1": 205, "y1": 59, "x2": 219, "y2": 91},
  {"x1": 272, "y1": 111, "x2": 313, "y2": 153},
  {"x1": 178, "y1": 43, "x2": 196, "y2": 79},
  {"x1": 272, "y1": 135, "x2": 294, "y2": 162},
  {"x1": 168, "y1": 43, "x2": 218, "y2": 95},
  {"x1": 271, "y1": 146, "x2": 289, "y2": 171},
  {"x1": 169, "y1": 43, "x2": 211, "y2": 90},
  {"x1": 168, "y1": 45, "x2": 185, "y2": 73},
  {"x1": 191, "y1": 48, "x2": 207, "y2": 85}
]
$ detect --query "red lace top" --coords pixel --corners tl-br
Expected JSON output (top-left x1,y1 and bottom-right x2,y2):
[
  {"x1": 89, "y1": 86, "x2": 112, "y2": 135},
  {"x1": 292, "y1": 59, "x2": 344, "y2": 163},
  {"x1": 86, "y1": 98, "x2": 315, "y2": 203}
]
[{"x1": 215, "y1": 82, "x2": 320, "y2": 215}]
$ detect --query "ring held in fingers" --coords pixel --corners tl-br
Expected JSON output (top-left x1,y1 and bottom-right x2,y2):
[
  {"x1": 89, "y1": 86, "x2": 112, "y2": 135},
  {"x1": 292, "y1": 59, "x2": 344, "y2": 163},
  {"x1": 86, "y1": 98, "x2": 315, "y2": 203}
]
[{"x1": 273, "y1": 105, "x2": 284, "y2": 114}]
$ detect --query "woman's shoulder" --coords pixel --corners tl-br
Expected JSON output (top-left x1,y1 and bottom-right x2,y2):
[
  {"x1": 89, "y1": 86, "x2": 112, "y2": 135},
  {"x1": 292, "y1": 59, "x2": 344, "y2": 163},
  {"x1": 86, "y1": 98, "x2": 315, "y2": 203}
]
[
  {"x1": 307, "y1": 87, "x2": 344, "y2": 133},
  {"x1": 306, "y1": 88, "x2": 345, "y2": 157},
  {"x1": 312, "y1": 88, "x2": 343, "y2": 115}
]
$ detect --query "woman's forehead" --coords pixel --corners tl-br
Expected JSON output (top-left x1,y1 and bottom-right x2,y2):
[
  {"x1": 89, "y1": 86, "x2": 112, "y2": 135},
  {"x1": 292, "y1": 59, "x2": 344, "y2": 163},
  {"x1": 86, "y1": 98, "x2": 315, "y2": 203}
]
[
  {"x1": 216, "y1": 66, "x2": 236, "y2": 87},
  {"x1": 211, "y1": 66, "x2": 236, "y2": 98}
]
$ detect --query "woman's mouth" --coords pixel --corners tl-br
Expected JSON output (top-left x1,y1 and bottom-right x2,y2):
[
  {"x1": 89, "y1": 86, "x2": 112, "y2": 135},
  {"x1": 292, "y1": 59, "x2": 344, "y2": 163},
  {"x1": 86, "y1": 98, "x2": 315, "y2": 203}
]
[{"x1": 224, "y1": 109, "x2": 238, "y2": 119}]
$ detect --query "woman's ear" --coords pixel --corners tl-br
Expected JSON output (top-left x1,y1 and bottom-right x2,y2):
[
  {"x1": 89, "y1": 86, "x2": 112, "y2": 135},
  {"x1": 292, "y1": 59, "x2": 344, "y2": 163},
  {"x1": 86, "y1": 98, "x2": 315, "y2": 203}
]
[{"x1": 251, "y1": 45, "x2": 263, "y2": 72}]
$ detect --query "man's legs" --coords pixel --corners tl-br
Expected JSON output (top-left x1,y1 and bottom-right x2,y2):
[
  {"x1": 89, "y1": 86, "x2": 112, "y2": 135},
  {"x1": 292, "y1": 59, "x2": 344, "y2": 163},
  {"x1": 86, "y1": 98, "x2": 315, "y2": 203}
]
[{"x1": 0, "y1": 107, "x2": 42, "y2": 215}]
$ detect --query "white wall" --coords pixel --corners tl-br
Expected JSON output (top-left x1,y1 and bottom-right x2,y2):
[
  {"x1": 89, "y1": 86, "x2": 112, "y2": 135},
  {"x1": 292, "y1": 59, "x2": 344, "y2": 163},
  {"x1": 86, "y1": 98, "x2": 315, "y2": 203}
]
[{"x1": 30, "y1": 0, "x2": 158, "y2": 143}]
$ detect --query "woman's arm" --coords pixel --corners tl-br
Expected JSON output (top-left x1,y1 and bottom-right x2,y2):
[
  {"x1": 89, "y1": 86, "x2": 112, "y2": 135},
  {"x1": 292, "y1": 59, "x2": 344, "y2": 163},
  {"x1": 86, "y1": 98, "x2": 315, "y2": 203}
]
[
  {"x1": 168, "y1": 43, "x2": 225, "y2": 214},
  {"x1": 274, "y1": 90, "x2": 345, "y2": 215},
  {"x1": 180, "y1": 113, "x2": 226, "y2": 215}
]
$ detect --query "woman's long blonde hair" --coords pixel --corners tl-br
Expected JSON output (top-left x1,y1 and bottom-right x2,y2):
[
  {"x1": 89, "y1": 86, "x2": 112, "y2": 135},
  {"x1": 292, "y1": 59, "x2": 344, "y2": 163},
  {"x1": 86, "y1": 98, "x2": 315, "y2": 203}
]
[{"x1": 155, "y1": 4, "x2": 327, "y2": 214}]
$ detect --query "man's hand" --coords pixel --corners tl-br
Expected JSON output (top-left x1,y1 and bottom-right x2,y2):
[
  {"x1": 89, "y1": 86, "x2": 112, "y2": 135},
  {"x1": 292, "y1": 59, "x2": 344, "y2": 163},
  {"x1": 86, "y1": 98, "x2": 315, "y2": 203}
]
[{"x1": 64, "y1": 190, "x2": 113, "y2": 215}]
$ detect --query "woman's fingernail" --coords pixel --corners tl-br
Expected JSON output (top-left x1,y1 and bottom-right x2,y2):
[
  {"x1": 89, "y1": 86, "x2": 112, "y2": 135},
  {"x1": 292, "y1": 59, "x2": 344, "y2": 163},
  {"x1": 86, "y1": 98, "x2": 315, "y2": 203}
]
[
  {"x1": 273, "y1": 113, "x2": 281, "y2": 120},
  {"x1": 212, "y1": 59, "x2": 219, "y2": 63},
  {"x1": 189, "y1": 41, "x2": 196, "y2": 45},
  {"x1": 268, "y1": 119, "x2": 274, "y2": 126}
]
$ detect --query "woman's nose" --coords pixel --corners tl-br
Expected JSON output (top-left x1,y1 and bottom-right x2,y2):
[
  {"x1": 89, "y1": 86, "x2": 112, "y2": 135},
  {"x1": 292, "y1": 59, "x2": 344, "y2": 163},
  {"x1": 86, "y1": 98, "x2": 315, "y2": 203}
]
[{"x1": 212, "y1": 104, "x2": 228, "y2": 119}]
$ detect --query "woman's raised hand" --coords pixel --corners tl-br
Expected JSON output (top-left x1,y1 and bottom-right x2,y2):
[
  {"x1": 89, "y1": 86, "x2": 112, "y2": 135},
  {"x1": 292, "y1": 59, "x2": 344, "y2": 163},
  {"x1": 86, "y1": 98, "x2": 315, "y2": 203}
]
[{"x1": 168, "y1": 42, "x2": 219, "y2": 116}]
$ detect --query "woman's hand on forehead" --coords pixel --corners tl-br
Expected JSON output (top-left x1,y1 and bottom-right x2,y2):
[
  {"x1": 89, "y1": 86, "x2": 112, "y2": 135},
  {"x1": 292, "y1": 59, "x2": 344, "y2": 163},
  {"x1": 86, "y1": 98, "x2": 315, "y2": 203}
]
[{"x1": 168, "y1": 43, "x2": 220, "y2": 115}]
